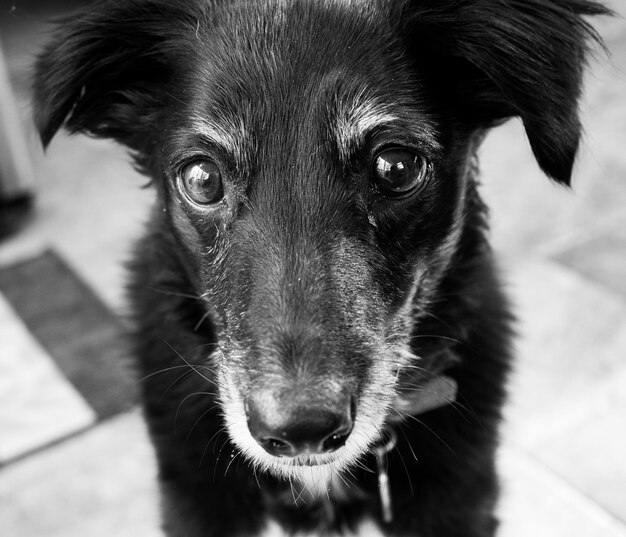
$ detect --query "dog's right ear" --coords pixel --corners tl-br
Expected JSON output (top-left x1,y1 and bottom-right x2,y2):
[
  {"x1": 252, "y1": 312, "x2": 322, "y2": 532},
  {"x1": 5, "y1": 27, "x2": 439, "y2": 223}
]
[
  {"x1": 402, "y1": 0, "x2": 609, "y2": 186},
  {"x1": 33, "y1": 1, "x2": 202, "y2": 150}
]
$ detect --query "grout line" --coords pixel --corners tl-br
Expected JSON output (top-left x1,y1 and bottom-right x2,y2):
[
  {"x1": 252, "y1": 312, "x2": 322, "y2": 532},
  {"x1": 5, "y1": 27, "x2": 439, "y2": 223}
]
[{"x1": 0, "y1": 407, "x2": 141, "y2": 470}]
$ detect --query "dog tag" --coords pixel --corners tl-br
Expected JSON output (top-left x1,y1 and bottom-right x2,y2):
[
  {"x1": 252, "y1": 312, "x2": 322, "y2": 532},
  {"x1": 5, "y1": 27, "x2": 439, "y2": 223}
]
[{"x1": 373, "y1": 428, "x2": 397, "y2": 524}]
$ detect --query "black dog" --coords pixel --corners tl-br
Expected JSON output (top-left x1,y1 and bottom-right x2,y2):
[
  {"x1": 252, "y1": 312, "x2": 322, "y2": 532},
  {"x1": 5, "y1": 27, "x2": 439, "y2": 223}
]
[{"x1": 34, "y1": 1, "x2": 607, "y2": 535}]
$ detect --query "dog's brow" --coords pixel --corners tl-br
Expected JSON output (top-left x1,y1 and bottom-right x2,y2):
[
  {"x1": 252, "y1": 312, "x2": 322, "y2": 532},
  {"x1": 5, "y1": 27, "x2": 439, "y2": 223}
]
[
  {"x1": 191, "y1": 118, "x2": 247, "y2": 155},
  {"x1": 335, "y1": 100, "x2": 398, "y2": 158}
]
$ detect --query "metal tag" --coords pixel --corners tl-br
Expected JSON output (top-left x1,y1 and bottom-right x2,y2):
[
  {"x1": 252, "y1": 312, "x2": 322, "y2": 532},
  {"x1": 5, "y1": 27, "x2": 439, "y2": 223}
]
[{"x1": 373, "y1": 428, "x2": 397, "y2": 524}]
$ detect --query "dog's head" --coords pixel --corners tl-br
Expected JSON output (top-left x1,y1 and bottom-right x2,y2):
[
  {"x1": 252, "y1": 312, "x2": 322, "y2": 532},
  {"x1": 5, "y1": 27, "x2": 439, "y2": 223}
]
[{"x1": 34, "y1": 0, "x2": 605, "y2": 485}]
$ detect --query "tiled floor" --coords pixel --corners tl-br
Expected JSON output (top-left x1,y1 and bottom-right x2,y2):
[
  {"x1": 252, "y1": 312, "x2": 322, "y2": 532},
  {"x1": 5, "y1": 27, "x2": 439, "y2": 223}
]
[
  {"x1": 1, "y1": 1, "x2": 625, "y2": 536},
  {"x1": 0, "y1": 291, "x2": 96, "y2": 461}
]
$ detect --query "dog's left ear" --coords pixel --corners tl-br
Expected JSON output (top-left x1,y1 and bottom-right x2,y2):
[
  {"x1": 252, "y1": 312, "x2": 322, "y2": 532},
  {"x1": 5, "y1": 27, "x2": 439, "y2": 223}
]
[
  {"x1": 403, "y1": 0, "x2": 609, "y2": 185},
  {"x1": 33, "y1": 1, "x2": 202, "y2": 153}
]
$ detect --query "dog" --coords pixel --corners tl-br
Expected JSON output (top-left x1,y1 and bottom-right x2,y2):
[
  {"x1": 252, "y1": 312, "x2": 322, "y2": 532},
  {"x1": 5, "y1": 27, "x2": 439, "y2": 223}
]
[{"x1": 33, "y1": 1, "x2": 608, "y2": 535}]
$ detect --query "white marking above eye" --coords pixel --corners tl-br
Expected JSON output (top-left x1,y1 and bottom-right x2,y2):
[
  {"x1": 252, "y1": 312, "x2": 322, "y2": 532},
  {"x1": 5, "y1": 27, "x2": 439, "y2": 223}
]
[
  {"x1": 335, "y1": 98, "x2": 398, "y2": 160},
  {"x1": 191, "y1": 117, "x2": 248, "y2": 156}
]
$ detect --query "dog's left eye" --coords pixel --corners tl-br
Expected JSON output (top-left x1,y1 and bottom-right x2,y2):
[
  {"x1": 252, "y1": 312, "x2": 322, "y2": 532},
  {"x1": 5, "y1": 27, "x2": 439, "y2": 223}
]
[
  {"x1": 179, "y1": 159, "x2": 224, "y2": 205},
  {"x1": 373, "y1": 149, "x2": 429, "y2": 197}
]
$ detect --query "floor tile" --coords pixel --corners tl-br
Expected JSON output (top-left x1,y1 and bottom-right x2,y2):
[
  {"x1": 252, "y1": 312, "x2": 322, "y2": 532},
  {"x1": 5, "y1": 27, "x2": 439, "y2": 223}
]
[
  {"x1": 0, "y1": 291, "x2": 96, "y2": 463},
  {"x1": 497, "y1": 446, "x2": 626, "y2": 537},
  {"x1": 535, "y1": 392, "x2": 626, "y2": 524},
  {"x1": 500, "y1": 260, "x2": 626, "y2": 449},
  {"x1": 0, "y1": 410, "x2": 161, "y2": 537}
]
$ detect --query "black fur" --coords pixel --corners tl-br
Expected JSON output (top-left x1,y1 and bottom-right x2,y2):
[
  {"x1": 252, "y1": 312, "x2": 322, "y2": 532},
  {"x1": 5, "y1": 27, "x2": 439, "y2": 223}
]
[{"x1": 34, "y1": 1, "x2": 607, "y2": 535}]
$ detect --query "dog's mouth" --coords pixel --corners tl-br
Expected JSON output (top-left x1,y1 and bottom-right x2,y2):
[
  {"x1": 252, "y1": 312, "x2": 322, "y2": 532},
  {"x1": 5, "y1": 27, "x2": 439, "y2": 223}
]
[{"x1": 263, "y1": 451, "x2": 343, "y2": 468}]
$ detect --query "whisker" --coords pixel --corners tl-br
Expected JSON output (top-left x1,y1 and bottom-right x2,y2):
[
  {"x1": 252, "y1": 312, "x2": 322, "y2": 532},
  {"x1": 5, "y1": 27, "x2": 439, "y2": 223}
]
[
  {"x1": 402, "y1": 430, "x2": 419, "y2": 463},
  {"x1": 175, "y1": 391, "x2": 215, "y2": 430},
  {"x1": 397, "y1": 363, "x2": 429, "y2": 372},
  {"x1": 293, "y1": 480, "x2": 308, "y2": 505},
  {"x1": 408, "y1": 333, "x2": 464, "y2": 346},
  {"x1": 289, "y1": 475, "x2": 298, "y2": 504},
  {"x1": 159, "y1": 337, "x2": 213, "y2": 383},
  {"x1": 252, "y1": 466, "x2": 262, "y2": 490},
  {"x1": 394, "y1": 443, "x2": 415, "y2": 496},
  {"x1": 136, "y1": 365, "x2": 194, "y2": 384},
  {"x1": 159, "y1": 368, "x2": 195, "y2": 402},
  {"x1": 352, "y1": 458, "x2": 374, "y2": 474},
  {"x1": 206, "y1": 435, "x2": 228, "y2": 472},
  {"x1": 194, "y1": 310, "x2": 213, "y2": 332},
  {"x1": 148, "y1": 286, "x2": 204, "y2": 300},
  {"x1": 183, "y1": 406, "x2": 221, "y2": 448},
  {"x1": 224, "y1": 450, "x2": 241, "y2": 476},
  {"x1": 337, "y1": 471, "x2": 352, "y2": 491},
  {"x1": 403, "y1": 415, "x2": 455, "y2": 455},
  {"x1": 212, "y1": 438, "x2": 230, "y2": 475}
]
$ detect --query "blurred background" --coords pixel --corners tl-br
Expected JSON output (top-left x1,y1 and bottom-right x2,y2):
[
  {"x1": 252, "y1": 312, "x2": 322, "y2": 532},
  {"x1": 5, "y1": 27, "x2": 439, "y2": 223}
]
[{"x1": 0, "y1": 1, "x2": 625, "y2": 536}]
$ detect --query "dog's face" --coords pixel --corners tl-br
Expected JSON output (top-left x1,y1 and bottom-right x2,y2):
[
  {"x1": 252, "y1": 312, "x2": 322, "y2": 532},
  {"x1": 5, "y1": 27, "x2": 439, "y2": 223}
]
[
  {"x1": 161, "y1": 3, "x2": 468, "y2": 484},
  {"x1": 34, "y1": 0, "x2": 602, "y2": 487}
]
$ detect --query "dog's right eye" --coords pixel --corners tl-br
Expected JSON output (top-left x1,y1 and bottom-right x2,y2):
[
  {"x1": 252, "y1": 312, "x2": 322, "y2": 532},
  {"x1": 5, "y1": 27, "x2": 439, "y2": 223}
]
[{"x1": 179, "y1": 159, "x2": 224, "y2": 205}]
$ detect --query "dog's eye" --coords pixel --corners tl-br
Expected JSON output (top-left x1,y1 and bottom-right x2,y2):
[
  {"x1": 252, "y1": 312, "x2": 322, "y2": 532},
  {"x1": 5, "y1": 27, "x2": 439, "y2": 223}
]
[
  {"x1": 373, "y1": 149, "x2": 429, "y2": 197},
  {"x1": 179, "y1": 159, "x2": 224, "y2": 205}
]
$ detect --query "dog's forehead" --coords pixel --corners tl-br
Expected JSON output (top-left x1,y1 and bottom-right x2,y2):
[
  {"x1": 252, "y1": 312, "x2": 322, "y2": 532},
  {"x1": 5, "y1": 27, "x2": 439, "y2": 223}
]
[
  {"x1": 184, "y1": 0, "x2": 429, "y2": 159},
  {"x1": 198, "y1": 0, "x2": 395, "y2": 65},
  {"x1": 215, "y1": 0, "x2": 391, "y2": 24}
]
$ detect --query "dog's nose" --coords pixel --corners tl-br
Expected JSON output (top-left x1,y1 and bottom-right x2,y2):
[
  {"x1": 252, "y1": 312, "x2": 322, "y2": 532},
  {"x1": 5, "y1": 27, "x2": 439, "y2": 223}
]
[{"x1": 246, "y1": 397, "x2": 354, "y2": 457}]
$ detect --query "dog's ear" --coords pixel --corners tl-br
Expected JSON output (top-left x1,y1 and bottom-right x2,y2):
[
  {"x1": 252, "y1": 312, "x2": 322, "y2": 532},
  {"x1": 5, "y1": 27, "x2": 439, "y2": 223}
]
[
  {"x1": 404, "y1": 0, "x2": 609, "y2": 185},
  {"x1": 33, "y1": 1, "x2": 201, "y2": 151}
]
